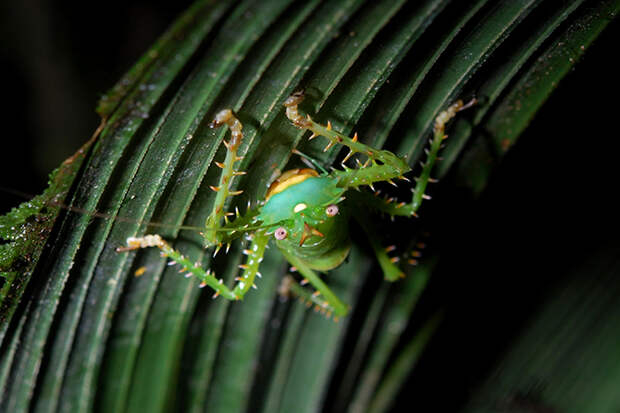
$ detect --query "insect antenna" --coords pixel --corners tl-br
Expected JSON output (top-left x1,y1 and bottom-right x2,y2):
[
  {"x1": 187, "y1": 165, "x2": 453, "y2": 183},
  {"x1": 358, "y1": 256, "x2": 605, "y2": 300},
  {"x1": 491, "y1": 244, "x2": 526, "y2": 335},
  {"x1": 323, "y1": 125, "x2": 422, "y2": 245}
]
[
  {"x1": 0, "y1": 186, "x2": 208, "y2": 234},
  {"x1": 291, "y1": 149, "x2": 329, "y2": 174}
]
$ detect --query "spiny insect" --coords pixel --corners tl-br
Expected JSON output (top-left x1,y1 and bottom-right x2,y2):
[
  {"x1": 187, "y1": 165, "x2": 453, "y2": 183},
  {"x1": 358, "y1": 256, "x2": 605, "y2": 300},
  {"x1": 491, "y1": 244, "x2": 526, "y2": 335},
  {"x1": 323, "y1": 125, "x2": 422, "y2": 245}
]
[{"x1": 117, "y1": 91, "x2": 475, "y2": 319}]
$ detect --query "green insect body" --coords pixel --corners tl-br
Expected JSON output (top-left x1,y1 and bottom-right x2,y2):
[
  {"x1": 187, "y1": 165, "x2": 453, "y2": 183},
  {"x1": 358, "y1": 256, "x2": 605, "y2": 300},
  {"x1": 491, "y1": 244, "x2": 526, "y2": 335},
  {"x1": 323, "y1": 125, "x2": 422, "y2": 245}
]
[{"x1": 120, "y1": 91, "x2": 474, "y2": 319}]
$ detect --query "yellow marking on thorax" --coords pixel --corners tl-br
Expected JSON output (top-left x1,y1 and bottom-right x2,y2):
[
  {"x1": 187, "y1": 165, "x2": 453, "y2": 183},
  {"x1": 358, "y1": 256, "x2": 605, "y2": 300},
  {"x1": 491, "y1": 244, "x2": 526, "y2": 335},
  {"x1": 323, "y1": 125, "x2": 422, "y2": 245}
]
[{"x1": 265, "y1": 168, "x2": 318, "y2": 200}]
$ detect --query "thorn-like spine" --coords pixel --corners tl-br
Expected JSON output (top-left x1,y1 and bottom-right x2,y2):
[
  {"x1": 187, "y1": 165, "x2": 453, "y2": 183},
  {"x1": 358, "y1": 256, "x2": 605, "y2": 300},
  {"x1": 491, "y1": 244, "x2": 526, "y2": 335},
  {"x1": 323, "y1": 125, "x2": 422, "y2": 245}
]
[
  {"x1": 342, "y1": 150, "x2": 355, "y2": 163},
  {"x1": 385, "y1": 245, "x2": 397, "y2": 253}
]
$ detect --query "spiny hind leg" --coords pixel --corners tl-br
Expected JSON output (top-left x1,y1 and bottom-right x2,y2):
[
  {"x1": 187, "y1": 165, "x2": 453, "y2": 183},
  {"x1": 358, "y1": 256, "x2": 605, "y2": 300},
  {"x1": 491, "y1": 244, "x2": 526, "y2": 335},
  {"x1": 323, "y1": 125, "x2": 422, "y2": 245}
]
[
  {"x1": 347, "y1": 98, "x2": 476, "y2": 218},
  {"x1": 278, "y1": 275, "x2": 341, "y2": 321},
  {"x1": 351, "y1": 208, "x2": 404, "y2": 282},
  {"x1": 279, "y1": 248, "x2": 349, "y2": 318}
]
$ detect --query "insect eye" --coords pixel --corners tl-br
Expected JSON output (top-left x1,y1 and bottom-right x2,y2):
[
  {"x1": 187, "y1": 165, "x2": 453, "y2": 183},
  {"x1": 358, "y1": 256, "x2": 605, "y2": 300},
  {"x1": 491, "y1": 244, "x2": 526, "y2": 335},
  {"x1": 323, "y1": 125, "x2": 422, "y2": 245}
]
[
  {"x1": 325, "y1": 204, "x2": 339, "y2": 217},
  {"x1": 274, "y1": 227, "x2": 288, "y2": 240}
]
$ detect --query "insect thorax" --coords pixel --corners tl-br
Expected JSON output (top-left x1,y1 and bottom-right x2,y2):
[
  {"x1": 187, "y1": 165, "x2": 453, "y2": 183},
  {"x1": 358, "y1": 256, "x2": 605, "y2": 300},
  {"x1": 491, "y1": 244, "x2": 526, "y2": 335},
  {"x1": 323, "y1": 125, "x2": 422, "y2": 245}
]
[{"x1": 258, "y1": 169, "x2": 350, "y2": 271}]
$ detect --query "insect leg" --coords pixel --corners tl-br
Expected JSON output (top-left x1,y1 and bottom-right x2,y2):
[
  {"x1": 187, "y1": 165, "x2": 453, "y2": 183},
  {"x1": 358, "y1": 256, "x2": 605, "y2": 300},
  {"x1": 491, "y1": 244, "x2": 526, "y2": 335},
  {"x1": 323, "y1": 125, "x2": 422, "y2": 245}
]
[
  {"x1": 117, "y1": 235, "x2": 239, "y2": 300},
  {"x1": 204, "y1": 109, "x2": 247, "y2": 247},
  {"x1": 278, "y1": 248, "x2": 349, "y2": 317},
  {"x1": 291, "y1": 148, "x2": 329, "y2": 174},
  {"x1": 351, "y1": 208, "x2": 404, "y2": 282},
  {"x1": 284, "y1": 92, "x2": 475, "y2": 208},
  {"x1": 284, "y1": 91, "x2": 411, "y2": 186},
  {"x1": 231, "y1": 230, "x2": 269, "y2": 299},
  {"x1": 347, "y1": 99, "x2": 476, "y2": 218},
  {"x1": 398, "y1": 99, "x2": 477, "y2": 216},
  {"x1": 279, "y1": 275, "x2": 341, "y2": 319}
]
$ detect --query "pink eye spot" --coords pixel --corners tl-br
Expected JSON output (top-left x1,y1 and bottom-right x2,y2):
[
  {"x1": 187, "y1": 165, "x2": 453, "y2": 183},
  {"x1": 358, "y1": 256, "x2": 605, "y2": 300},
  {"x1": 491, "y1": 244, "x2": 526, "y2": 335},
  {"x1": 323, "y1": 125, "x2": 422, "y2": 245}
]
[
  {"x1": 326, "y1": 204, "x2": 339, "y2": 217},
  {"x1": 274, "y1": 227, "x2": 288, "y2": 240}
]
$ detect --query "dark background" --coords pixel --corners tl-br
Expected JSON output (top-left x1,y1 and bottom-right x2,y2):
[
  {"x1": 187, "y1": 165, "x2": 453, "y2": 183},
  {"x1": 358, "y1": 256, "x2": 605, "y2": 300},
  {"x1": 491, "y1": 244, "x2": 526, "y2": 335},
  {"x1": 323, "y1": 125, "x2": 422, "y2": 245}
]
[
  {"x1": 399, "y1": 18, "x2": 620, "y2": 409},
  {"x1": 0, "y1": 0, "x2": 193, "y2": 213},
  {"x1": 1, "y1": 1, "x2": 618, "y2": 411}
]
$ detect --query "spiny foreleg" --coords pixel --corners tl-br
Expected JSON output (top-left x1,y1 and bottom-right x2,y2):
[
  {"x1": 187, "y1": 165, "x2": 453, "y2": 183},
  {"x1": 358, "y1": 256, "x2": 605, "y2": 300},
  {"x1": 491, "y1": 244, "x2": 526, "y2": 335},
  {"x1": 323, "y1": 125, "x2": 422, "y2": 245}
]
[
  {"x1": 204, "y1": 109, "x2": 247, "y2": 246},
  {"x1": 284, "y1": 91, "x2": 411, "y2": 188},
  {"x1": 117, "y1": 230, "x2": 269, "y2": 300},
  {"x1": 117, "y1": 235, "x2": 239, "y2": 299},
  {"x1": 231, "y1": 231, "x2": 269, "y2": 298},
  {"x1": 211, "y1": 201, "x2": 262, "y2": 257}
]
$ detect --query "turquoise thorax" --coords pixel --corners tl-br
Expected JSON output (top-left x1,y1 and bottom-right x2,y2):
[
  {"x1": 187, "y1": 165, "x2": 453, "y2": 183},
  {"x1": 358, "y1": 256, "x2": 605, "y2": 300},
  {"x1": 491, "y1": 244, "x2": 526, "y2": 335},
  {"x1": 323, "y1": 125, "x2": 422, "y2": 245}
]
[{"x1": 258, "y1": 176, "x2": 344, "y2": 225}]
